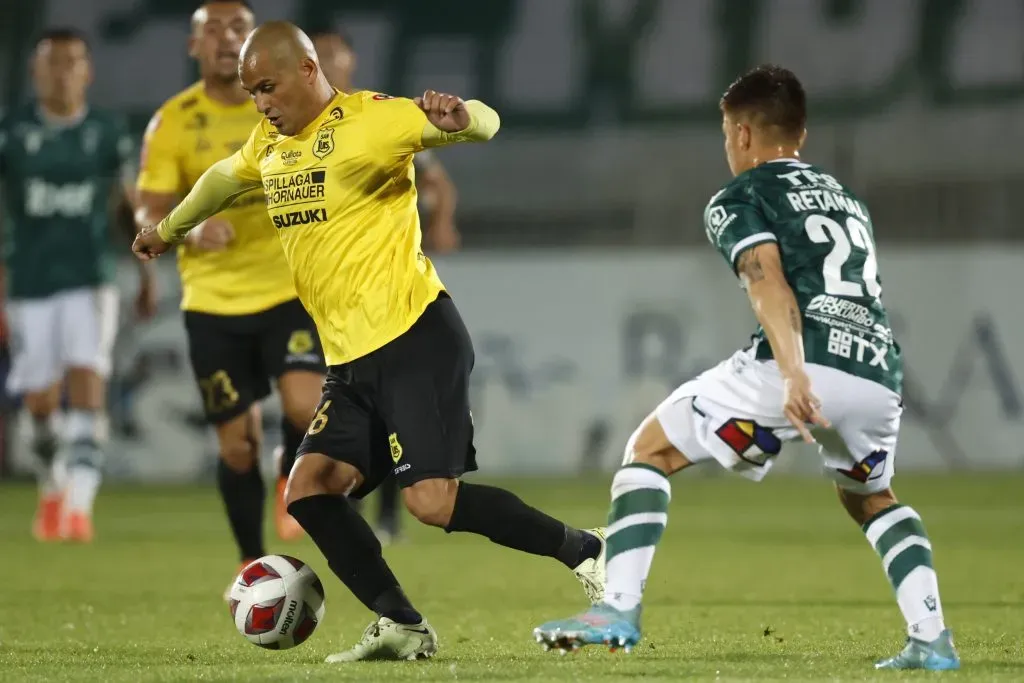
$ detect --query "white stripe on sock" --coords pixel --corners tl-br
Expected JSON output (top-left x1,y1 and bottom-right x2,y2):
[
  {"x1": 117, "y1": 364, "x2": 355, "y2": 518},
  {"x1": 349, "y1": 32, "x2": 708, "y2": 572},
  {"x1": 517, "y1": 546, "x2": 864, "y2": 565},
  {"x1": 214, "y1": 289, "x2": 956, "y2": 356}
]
[
  {"x1": 607, "y1": 511, "x2": 668, "y2": 538},
  {"x1": 611, "y1": 469, "x2": 671, "y2": 500},
  {"x1": 881, "y1": 535, "x2": 932, "y2": 574},
  {"x1": 865, "y1": 506, "x2": 919, "y2": 547}
]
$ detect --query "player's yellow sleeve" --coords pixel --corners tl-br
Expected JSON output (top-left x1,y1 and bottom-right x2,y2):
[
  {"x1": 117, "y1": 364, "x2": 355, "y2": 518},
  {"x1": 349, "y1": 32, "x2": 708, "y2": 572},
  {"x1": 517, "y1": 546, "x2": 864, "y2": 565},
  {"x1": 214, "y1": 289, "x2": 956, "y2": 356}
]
[
  {"x1": 367, "y1": 94, "x2": 499, "y2": 155},
  {"x1": 136, "y1": 110, "x2": 183, "y2": 194},
  {"x1": 156, "y1": 155, "x2": 261, "y2": 242},
  {"x1": 421, "y1": 100, "x2": 500, "y2": 148}
]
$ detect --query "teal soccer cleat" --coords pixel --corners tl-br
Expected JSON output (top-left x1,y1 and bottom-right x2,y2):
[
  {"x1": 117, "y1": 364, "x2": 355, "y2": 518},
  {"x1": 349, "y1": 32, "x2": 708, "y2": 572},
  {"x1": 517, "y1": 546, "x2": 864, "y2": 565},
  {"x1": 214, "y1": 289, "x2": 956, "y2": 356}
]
[
  {"x1": 875, "y1": 629, "x2": 960, "y2": 671},
  {"x1": 533, "y1": 603, "x2": 642, "y2": 654}
]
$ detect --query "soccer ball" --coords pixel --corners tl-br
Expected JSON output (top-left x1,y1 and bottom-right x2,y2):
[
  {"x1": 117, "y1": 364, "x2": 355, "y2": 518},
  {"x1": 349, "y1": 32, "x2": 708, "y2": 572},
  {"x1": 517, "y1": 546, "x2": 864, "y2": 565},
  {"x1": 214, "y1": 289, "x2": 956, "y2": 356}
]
[{"x1": 228, "y1": 555, "x2": 326, "y2": 650}]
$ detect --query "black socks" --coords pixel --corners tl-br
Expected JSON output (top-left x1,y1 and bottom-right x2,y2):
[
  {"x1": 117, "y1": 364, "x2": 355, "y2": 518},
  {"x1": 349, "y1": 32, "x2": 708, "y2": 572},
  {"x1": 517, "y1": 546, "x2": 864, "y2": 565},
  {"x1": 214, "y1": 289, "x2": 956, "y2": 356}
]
[
  {"x1": 445, "y1": 482, "x2": 601, "y2": 568},
  {"x1": 216, "y1": 459, "x2": 266, "y2": 561},
  {"x1": 278, "y1": 417, "x2": 305, "y2": 479},
  {"x1": 287, "y1": 494, "x2": 422, "y2": 625}
]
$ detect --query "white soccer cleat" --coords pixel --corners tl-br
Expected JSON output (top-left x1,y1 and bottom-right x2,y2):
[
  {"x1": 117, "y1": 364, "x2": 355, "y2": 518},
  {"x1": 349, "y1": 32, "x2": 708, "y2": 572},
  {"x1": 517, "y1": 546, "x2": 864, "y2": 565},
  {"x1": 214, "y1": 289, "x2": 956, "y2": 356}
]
[
  {"x1": 572, "y1": 527, "x2": 607, "y2": 604},
  {"x1": 325, "y1": 617, "x2": 438, "y2": 662}
]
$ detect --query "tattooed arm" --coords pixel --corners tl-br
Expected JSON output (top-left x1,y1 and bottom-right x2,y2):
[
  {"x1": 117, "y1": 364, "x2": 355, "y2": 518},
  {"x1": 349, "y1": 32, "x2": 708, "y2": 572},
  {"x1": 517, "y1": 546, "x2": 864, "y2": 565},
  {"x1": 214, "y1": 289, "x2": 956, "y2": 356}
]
[
  {"x1": 736, "y1": 242, "x2": 829, "y2": 441},
  {"x1": 736, "y1": 243, "x2": 804, "y2": 375}
]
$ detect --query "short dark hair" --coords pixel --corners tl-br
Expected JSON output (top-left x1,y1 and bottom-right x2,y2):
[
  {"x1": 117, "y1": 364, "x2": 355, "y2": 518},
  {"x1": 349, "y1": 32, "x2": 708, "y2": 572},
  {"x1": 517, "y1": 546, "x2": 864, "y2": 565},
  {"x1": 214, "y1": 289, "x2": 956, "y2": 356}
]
[
  {"x1": 720, "y1": 65, "x2": 806, "y2": 139},
  {"x1": 35, "y1": 28, "x2": 90, "y2": 52}
]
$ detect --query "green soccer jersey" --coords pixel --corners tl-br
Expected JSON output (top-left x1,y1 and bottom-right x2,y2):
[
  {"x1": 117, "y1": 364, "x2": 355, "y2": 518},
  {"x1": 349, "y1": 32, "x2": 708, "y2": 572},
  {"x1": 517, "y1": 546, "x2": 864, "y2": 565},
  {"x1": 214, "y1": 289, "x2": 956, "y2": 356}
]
[
  {"x1": 0, "y1": 104, "x2": 134, "y2": 299},
  {"x1": 703, "y1": 159, "x2": 902, "y2": 394}
]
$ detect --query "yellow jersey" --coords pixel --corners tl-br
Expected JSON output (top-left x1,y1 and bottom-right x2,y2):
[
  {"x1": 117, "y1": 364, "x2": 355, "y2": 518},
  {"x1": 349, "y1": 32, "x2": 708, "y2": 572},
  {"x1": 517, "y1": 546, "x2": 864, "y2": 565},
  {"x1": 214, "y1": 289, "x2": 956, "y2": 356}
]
[
  {"x1": 137, "y1": 82, "x2": 297, "y2": 314},
  {"x1": 225, "y1": 90, "x2": 496, "y2": 365}
]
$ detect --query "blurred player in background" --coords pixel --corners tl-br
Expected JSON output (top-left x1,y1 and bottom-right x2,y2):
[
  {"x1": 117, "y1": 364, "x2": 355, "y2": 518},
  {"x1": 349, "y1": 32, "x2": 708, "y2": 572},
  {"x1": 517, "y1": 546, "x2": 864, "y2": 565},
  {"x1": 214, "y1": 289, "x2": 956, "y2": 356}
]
[
  {"x1": 133, "y1": 1, "x2": 324, "y2": 594},
  {"x1": 533, "y1": 65, "x2": 959, "y2": 672},
  {"x1": 0, "y1": 29, "x2": 155, "y2": 542},
  {"x1": 311, "y1": 28, "x2": 461, "y2": 544}
]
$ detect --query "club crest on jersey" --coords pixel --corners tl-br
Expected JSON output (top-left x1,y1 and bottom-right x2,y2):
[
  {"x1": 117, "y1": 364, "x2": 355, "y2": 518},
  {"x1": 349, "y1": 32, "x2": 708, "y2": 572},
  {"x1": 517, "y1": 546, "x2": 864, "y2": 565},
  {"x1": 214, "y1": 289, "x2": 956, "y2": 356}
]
[
  {"x1": 312, "y1": 127, "x2": 334, "y2": 159},
  {"x1": 715, "y1": 417, "x2": 782, "y2": 466},
  {"x1": 838, "y1": 449, "x2": 888, "y2": 483}
]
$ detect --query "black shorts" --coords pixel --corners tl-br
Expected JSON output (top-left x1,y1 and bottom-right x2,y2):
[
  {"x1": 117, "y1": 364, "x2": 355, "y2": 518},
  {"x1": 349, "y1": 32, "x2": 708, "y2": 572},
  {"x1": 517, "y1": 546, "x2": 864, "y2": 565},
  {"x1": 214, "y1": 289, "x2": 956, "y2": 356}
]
[
  {"x1": 297, "y1": 293, "x2": 477, "y2": 498},
  {"x1": 184, "y1": 298, "x2": 326, "y2": 424}
]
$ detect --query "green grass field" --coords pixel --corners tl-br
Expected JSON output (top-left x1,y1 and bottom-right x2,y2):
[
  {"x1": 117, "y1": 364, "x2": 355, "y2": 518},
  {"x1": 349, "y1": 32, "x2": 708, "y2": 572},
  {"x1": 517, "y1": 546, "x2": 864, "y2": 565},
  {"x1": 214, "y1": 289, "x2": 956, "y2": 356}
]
[{"x1": 1, "y1": 474, "x2": 1022, "y2": 682}]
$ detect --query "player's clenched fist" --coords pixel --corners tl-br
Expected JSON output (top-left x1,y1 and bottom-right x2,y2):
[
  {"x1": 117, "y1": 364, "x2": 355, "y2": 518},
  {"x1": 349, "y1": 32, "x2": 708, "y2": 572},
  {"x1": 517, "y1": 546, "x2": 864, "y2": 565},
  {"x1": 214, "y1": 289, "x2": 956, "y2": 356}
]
[
  {"x1": 414, "y1": 90, "x2": 470, "y2": 133},
  {"x1": 132, "y1": 226, "x2": 172, "y2": 261}
]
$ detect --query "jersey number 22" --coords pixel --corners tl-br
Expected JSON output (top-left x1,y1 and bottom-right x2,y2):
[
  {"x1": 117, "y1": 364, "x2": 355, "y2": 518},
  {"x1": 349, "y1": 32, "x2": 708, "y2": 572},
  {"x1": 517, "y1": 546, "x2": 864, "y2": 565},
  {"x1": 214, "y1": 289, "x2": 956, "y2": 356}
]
[{"x1": 804, "y1": 214, "x2": 882, "y2": 299}]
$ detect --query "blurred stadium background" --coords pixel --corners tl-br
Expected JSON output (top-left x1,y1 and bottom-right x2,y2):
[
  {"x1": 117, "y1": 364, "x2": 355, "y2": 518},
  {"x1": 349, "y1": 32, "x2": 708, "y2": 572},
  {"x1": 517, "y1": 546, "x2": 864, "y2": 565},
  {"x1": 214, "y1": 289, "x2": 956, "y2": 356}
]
[
  {"x1": 2, "y1": 2, "x2": 1024, "y2": 680},
  {"x1": 1, "y1": 0, "x2": 1021, "y2": 483}
]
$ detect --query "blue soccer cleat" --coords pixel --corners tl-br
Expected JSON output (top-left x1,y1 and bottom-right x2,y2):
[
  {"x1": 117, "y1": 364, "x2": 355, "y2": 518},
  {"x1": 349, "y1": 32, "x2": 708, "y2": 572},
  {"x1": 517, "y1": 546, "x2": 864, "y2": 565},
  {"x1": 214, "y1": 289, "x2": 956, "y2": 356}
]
[
  {"x1": 533, "y1": 603, "x2": 642, "y2": 654},
  {"x1": 874, "y1": 629, "x2": 961, "y2": 671}
]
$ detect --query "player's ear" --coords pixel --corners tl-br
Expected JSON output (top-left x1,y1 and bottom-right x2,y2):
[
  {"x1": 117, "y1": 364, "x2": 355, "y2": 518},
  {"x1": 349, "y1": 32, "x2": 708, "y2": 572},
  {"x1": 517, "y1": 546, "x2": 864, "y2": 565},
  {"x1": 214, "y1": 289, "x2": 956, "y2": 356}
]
[
  {"x1": 301, "y1": 57, "x2": 318, "y2": 84},
  {"x1": 738, "y1": 122, "x2": 752, "y2": 151},
  {"x1": 187, "y1": 35, "x2": 200, "y2": 60}
]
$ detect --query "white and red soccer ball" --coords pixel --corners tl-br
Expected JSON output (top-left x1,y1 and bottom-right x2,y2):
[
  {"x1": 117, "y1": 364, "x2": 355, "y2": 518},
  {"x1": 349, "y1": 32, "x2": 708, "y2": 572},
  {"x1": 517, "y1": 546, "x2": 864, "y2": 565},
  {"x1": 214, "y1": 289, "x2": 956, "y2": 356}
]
[{"x1": 228, "y1": 555, "x2": 326, "y2": 649}]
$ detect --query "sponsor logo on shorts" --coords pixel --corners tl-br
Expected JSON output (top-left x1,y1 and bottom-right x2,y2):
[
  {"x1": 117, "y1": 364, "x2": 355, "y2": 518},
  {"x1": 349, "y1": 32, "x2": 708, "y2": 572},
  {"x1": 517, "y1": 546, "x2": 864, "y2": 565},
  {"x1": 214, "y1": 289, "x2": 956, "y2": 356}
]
[
  {"x1": 389, "y1": 433, "x2": 403, "y2": 464},
  {"x1": 715, "y1": 417, "x2": 781, "y2": 467},
  {"x1": 394, "y1": 462, "x2": 411, "y2": 475},
  {"x1": 837, "y1": 449, "x2": 888, "y2": 483}
]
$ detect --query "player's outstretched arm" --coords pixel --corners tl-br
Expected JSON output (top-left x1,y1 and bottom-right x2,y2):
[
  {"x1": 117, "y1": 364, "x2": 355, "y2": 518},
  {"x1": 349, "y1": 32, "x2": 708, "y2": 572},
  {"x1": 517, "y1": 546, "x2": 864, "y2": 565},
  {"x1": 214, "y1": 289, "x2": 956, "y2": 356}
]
[
  {"x1": 132, "y1": 157, "x2": 260, "y2": 260},
  {"x1": 737, "y1": 243, "x2": 831, "y2": 441},
  {"x1": 417, "y1": 90, "x2": 500, "y2": 147}
]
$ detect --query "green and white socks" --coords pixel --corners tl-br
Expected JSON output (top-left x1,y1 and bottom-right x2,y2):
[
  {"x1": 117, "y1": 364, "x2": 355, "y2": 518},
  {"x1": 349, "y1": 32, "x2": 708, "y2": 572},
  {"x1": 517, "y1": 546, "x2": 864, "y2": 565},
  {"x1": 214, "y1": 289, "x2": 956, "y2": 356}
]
[
  {"x1": 863, "y1": 504, "x2": 946, "y2": 642},
  {"x1": 603, "y1": 463, "x2": 671, "y2": 612}
]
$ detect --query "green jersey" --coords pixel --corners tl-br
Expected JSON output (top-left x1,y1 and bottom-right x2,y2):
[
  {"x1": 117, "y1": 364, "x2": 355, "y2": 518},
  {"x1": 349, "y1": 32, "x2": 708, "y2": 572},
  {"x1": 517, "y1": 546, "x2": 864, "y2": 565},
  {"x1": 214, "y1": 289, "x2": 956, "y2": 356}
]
[
  {"x1": 0, "y1": 104, "x2": 134, "y2": 299},
  {"x1": 703, "y1": 159, "x2": 902, "y2": 394}
]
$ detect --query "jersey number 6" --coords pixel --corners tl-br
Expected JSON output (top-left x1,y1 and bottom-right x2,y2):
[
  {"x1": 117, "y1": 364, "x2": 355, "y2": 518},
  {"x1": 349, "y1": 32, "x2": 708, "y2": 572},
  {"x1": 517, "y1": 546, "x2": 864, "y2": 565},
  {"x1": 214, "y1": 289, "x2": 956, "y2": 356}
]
[{"x1": 307, "y1": 400, "x2": 332, "y2": 436}]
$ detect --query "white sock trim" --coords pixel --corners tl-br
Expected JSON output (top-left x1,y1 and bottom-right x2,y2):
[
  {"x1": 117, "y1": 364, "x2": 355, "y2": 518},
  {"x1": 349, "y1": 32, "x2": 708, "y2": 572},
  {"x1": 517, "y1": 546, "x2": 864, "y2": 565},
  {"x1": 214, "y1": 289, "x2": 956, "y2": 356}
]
[
  {"x1": 882, "y1": 536, "x2": 932, "y2": 574},
  {"x1": 865, "y1": 506, "x2": 919, "y2": 547},
  {"x1": 611, "y1": 466, "x2": 671, "y2": 500},
  {"x1": 607, "y1": 512, "x2": 669, "y2": 537}
]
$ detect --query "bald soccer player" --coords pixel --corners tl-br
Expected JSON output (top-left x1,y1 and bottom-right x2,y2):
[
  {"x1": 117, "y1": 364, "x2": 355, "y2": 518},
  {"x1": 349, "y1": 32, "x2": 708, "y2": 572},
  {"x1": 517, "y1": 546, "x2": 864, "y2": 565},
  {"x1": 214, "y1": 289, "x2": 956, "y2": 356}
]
[
  {"x1": 311, "y1": 28, "x2": 461, "y2": 544},
  {"x1": 133, "y1": 22, "x2": 606, "y2": 663},
  {"x1": 134, "y1": 2, "x2": 324, "y2": 595}
]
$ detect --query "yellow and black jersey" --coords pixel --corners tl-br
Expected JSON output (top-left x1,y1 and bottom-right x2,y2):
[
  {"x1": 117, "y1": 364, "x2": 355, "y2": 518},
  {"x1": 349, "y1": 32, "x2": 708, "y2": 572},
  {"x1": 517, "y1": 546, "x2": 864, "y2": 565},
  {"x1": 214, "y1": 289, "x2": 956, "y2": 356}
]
[{"x1": 138, "y1": 81, "x2": 296, "y2": 314}]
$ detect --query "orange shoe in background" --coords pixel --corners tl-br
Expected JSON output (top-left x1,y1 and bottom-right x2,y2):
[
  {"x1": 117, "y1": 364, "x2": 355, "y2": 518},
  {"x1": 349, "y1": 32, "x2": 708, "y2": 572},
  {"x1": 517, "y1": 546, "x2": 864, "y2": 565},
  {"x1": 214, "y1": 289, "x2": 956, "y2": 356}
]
[
  {"x1": 62, "y1": 511, "x2": 95, "y2": 543},
  {"x1": 32, "y1": 494, "x2": 63, "y2": 542},
  {"x1": 275, "y1": 477, "x2": 304, "y2": 541}
]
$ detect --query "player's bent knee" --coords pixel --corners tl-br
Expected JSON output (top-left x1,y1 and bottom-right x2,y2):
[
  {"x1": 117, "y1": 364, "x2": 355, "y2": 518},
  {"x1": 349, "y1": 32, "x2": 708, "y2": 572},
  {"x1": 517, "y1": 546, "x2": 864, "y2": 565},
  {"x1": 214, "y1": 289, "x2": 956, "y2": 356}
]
[
  {"x1": 285, "y1": 454, "x2": 362, "y2": 504},
  {"x1": 836, "y1": 484, "x2": 899, "y2": 526},
  {"x1": 402, "y1": 478, "x2": 458, "y2": 528},
  {"x1": 623, "y1": 415, "x2": 692, "y2": 476},
  {"x1": 218, "y1": 437, "x2": 256, "y2": 473}
]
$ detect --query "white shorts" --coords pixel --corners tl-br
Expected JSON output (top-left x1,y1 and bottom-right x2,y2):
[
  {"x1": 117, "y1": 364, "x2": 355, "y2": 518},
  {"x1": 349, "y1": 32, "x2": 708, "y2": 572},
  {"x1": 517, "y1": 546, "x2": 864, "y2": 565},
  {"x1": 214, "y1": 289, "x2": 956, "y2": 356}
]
[
  {"x1": 643, "y1": 348, "x2": 902, "y2": 494},
  {"x1": 6, "y1": 286, "x2": 120, "y2": 394}
]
